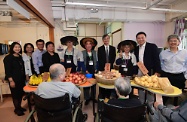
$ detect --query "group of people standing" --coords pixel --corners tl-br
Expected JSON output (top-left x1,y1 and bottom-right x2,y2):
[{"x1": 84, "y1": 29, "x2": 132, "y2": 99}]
[{"x1": 3, "y1": 31, "x2": 187, "y2": 118}]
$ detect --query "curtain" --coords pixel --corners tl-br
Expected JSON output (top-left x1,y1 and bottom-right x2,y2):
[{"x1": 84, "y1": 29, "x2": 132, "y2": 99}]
[{"x1": 174, "y1": 18, "x2": 185, "y2": 39}]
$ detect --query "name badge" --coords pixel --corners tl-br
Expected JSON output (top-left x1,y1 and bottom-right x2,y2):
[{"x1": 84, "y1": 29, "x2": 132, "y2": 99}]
[
  {"x1": 89, "y1": 61, "x2": 94, "y2": 65},
  {"x1": 123, "y1": 68, "x2": 128, "y2": 71},
  {"x1": 121, "y1": 65, "x2": 126, "y2": 68},
  {"x1": 66, "y1": 59, "x2": 71, "y2": 63}
]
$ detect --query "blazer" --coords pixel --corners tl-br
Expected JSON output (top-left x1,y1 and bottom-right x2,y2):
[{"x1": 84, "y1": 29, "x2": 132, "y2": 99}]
[
  {"x1": 134, "y1": 42, "x2": 161, "y2": 75},
  {"x1": 42, "y1": 52, "x2": 60, "y2": 72},
  {"x1": 82, "y1": 50, "x2": 98, "y2": 70},
  {"x1": 98, "y1": 45, "x2": 116, "y2": 71}
]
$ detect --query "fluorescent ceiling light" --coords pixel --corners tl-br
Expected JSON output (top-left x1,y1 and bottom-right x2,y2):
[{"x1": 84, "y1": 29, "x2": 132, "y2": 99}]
[
  {"x1": 65, "y1": 2, "x2": 146, "y2": 9},
  {"x1": 65, "y1": 2, "x2": 187, "y2": 13},
  {"x1": 150, "y1": 8, "x2": 187, "y2": 13}
]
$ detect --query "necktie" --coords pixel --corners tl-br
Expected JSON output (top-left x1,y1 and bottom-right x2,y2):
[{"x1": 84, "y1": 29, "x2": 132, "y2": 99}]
[{"x1": 106, "y1": 46, "x2": 109, "y2": 63}]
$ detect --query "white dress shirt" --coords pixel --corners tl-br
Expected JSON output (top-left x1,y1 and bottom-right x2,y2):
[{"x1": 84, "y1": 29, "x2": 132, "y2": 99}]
[
  {"x1": 159, "y1": 48, "x2": 187, "y2": 79},
  {"x1": 104, "y1": 45, "x2": 110, "y2": 53},
  {"x1": 138, "y1": 42, "x2": 146, "y2": 63},
  {"x1": 138, "y1": 42, "x2": 146, "y2": 76}
]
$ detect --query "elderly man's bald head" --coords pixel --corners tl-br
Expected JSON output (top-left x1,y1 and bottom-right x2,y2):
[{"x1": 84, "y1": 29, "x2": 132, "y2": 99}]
[{"x1": 49, "y1": 63, "x2": 66, "y2": 80}]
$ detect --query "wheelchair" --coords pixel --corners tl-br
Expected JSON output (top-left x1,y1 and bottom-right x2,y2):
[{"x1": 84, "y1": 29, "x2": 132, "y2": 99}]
[
  {"x1": 95, "y1": 99, "x2": 153, "y2": 122},
  {"x1": 24, "y1": 93, "x2": 87, "y2": 122}
]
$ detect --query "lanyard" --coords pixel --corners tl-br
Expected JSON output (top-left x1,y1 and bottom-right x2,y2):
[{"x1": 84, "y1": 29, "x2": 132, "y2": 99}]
[
  {"x1": 65, "y1": 48, "x2": 74, "y2": 59},
  {"x1": 122, "y1": 55, "x2": 130, "y2": 66},
  {"x1": 87, "y1": 51, "x2": 92, "y2": 60}
]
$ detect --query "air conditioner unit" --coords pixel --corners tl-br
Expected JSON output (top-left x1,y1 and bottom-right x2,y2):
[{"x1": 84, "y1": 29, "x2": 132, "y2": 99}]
[
  {"x1": 66, "y1": 21, "x2": 77, "y2": 28},
  {"x1": 62, "y1": 22, "x2": 77, "y2": 31}
]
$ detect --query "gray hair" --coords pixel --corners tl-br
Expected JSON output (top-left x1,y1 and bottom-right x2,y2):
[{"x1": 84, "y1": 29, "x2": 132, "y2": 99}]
[
  {"x1": 114, "y1": 77, "x2": 132, "y2": 97},
  {"x1": 49, "y1": 64, "x2": 65, "y2": 80},
  {"x1": 167, "y1": 34, "x2": 180, "y2": 42}
]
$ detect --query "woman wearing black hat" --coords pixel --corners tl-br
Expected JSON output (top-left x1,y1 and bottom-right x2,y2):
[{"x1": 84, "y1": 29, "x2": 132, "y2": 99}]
[
  {"x1": 116, "y1": 41, "x2": 137, "y2": 77},
  {"x1": 60, "y1": 36, "x2": 83, "y2": 73},
  {"x1": 80, "y1": 37, "x2": 98, "y2": 105}
]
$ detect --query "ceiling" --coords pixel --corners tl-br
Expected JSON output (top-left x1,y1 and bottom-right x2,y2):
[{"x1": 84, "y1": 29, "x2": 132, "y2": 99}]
[
  {"x1": 0, "y1": 0, "x2": 187, "y2": 24},
  {"x1": 0, "y1": 0, "x2": 40, "y2": 25},
  {"x1": 51, "y1": 0, "x2": 186, "y2": 11}
]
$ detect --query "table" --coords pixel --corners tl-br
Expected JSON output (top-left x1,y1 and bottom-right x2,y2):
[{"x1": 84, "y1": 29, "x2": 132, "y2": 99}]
[
  {"x1": 23, "y1": 85, "x2": 37, "y2": 122},
  {"x1": 97, "y1": 80, "x2": 182, "y2": 97},
  {"x1": 79, "y1": 78, "x2": 96, "y2": 116}
]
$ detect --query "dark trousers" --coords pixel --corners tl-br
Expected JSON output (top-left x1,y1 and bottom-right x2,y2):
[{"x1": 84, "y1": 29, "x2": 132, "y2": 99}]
[
  {"x1": 161, "y1": 71, "x2": 186, "y2": 105},
  {"x1": 99, "y1": 88, "x2": 112, "y2": 99}
]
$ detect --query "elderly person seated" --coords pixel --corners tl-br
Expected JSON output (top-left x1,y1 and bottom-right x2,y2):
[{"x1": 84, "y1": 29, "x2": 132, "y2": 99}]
[
  {"x1": 35, "y1": 63, "x2": 81, "y2": 102},
  {"x1": 107, "y1": 77, "x2": 141, "y2": 107},
  {"x1": 152, "y1": 94, "x2": 187, "y2": 122}
]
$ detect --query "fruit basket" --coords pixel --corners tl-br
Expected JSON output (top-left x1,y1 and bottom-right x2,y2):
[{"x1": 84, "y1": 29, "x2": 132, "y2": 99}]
[
  {"x1": 95, "y1": 70, "x2": 121, "y2": 85},
  {"x1": 28, "y1": 72, "x2": 51, "y2": 87},
  {"x1": 63, "y1": 73, "x2": 87, "y2": 86},
  {"x1": 134, "y1": 75, "x2": 161, "y2": 90}
]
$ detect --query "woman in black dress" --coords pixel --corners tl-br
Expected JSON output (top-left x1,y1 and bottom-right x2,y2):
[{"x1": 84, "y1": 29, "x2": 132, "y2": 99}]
[
  {"x1": 3, "y1": 42, "x2": 26, "y2": 116},
  {"x1": 80, "y1": 37, "x2": 98, "y2": 105},
  {"x1": 42, "y1": 41, "x2": 60, "y2": 72}
]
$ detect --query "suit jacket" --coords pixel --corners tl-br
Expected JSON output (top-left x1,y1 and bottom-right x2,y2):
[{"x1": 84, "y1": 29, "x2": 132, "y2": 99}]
[
  {"x1": 98, "y1": 45, "x2": 116, "y2": 71},
  {"x1": 134, "y1": 42, "x2": 161, "y2": 75}
]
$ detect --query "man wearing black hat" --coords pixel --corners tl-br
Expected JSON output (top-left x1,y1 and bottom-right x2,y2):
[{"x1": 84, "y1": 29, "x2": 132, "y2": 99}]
[{"x1": 98, "y1": 34, "x2": 116, "y2": 99}]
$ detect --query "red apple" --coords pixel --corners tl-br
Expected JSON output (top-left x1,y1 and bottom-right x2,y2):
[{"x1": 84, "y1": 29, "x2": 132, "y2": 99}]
[
  {"x1": 78, "y1": 80, "x2": 82, "y2": 84},
  {"x1": 81, "y1": 76, "x2": 85, "y2": 79},
  {"x1": 74, "y1": 80, "x2": 78, "y2": 84},
  {"x1": 77, "y1": 77, "x2": 81, "y2": 80},
  {"x1": 69, "y1": 77, "x2": 72, "y2": 80},
  {"x1": 72, "y1": 77, "x2": 76, "y2": 80},
  {"x1": 69, "y1": 74, "x2": 73, "y2": 77}
]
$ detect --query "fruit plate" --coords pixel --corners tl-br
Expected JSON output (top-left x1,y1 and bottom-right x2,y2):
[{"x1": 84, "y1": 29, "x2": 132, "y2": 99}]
[
  {"x1": 28, "y1": 84, "x2": 38, "y2": 88},
  {"x1": 74, "y1": 80, "x2": 87, "y2": 86}
]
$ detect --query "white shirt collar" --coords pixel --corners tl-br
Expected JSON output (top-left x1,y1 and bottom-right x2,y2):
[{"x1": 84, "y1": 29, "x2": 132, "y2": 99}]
[
  {"x1": 104, "y1": 45, "x2": 109, "y2": 48},
  {"x1": 167, "y1": 47, "x2": 182, "y2": 52},
  {"x1": 139, "y1": 42, "x2": 146, "y2": 48}
]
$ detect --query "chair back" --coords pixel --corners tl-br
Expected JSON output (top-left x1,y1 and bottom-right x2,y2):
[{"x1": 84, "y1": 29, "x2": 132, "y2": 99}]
[
  {"x1": 33, "y1": 93, "x2": 72, "y2": 122},
  {"x1": 101, "y1": 102, "x2": 146, "y2": 122}
]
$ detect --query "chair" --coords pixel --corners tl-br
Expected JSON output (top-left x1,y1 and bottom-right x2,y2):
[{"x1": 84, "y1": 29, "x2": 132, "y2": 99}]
[
  {"x1": 96, "y1": 100, "x2": 148, "y2": 122},
  {"x1": 25, "y1": 93, "x2": 86, "y2": 122}
]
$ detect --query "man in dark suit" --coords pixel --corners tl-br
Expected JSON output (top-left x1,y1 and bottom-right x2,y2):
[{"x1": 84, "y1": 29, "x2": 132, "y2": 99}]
[
  {"x1": 98, "y1": 34, "x2": 116, "y2": 98},
  {"x1": 98, "y1": 34, "x2": 116, "y2": 71},
  {"x1": 134, "y1": 32, "x2": 161, "y2": 104}
]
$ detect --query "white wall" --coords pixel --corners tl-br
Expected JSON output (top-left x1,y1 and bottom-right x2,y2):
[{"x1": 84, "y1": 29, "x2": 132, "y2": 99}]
[
  {"x1": 0, "y1": 23, "x2": 49, "y2": 73},
  {"x1": 123, "y1": 22, "x2": 165, "y2": 47}
]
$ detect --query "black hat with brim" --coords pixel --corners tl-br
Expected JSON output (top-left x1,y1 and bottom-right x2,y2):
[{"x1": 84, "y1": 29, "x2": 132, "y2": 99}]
[
  {"x1": 60, "y1": 36, "x2": 78, "y2": 46},
  {"x1": 80, "y1": 37, "x2": 97, "y2": 50},
  {"x1": 117, "y1": 40, "x2": 137, "y2": 52}
]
